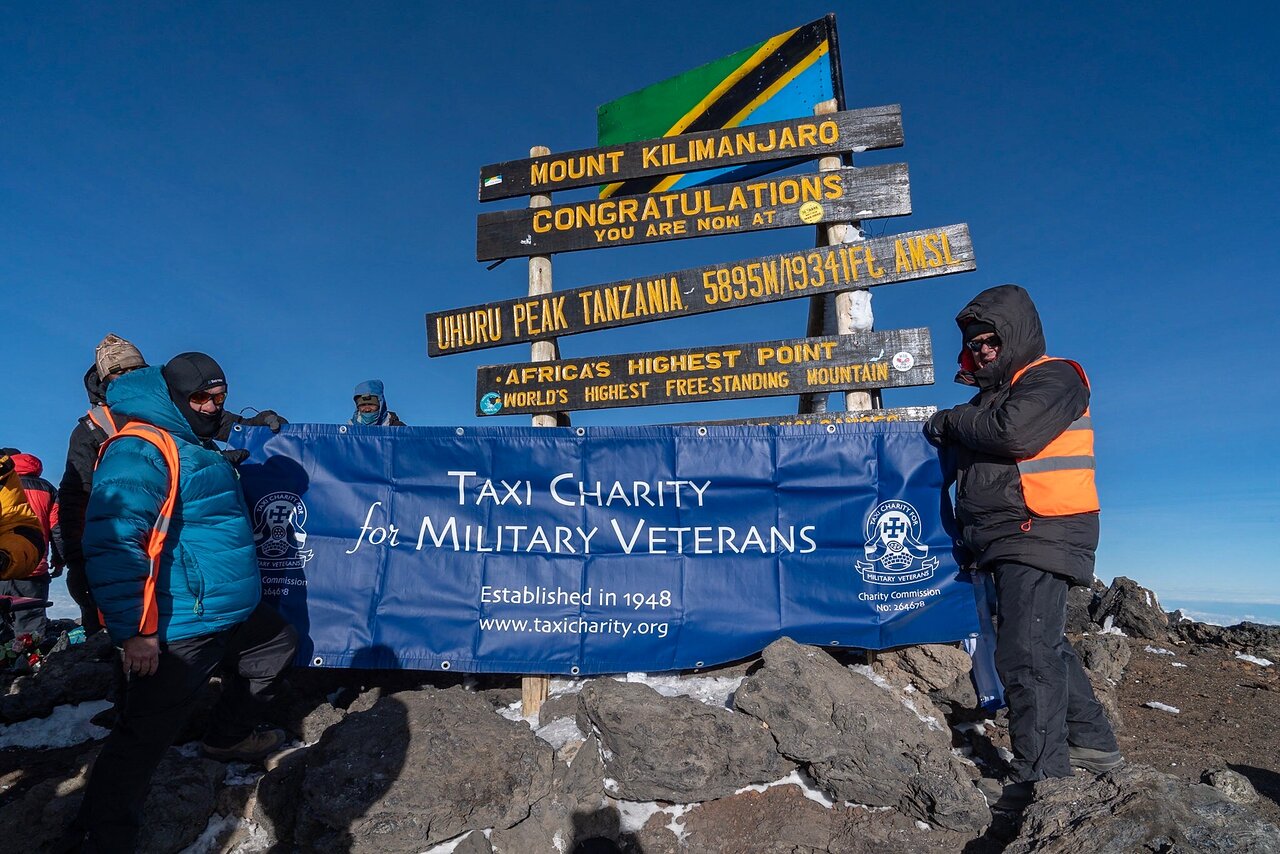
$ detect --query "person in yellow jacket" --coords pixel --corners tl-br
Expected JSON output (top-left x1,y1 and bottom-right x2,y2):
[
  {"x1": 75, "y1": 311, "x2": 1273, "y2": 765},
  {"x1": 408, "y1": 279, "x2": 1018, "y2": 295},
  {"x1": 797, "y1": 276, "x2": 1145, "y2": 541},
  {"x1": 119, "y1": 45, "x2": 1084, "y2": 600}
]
[{"x1": 0, "y1": 451, "x2": 42, "y2": 580}]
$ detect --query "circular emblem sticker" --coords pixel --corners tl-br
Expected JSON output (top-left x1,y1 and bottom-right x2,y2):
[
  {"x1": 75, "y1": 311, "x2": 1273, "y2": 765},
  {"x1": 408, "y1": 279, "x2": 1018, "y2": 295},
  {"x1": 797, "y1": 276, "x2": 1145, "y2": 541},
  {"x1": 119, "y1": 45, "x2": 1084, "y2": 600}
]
[
  {"x1": 798, "y1": 201, "x2": 824, "y2": 224},
  {"x1": 891, "y1": 351, "x2": 915, "y2": 372},
  {"x1": 479, "y1": 392, "x2": 503, "y2": 415}
]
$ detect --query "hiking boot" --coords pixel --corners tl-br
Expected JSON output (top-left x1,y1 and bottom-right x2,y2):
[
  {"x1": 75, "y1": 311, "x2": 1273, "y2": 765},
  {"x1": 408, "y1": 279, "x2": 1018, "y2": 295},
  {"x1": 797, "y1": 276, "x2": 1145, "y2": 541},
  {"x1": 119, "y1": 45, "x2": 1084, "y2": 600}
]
[
  {"x1": 201, "y1": 728, "x2": 287, "y2": 763},
  {"x1": 1069, "y1": 745, "x2": 1124, "y2": 774}
]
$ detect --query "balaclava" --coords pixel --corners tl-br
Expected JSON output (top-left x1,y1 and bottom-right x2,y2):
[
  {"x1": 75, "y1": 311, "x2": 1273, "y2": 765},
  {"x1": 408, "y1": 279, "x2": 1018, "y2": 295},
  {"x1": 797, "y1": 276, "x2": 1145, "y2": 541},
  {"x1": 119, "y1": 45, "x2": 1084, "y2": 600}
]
[
  {"x1": 351, "y1": 379, "x2": 388, "y2": 425},
  {"x1": 162, "y1": 352, "x2": 227, "y2": 440}
]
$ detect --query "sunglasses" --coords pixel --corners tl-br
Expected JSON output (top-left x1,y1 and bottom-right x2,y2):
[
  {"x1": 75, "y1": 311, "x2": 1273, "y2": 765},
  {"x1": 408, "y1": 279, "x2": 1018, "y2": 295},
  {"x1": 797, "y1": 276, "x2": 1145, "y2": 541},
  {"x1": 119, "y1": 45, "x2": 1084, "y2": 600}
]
[
  {"x1": 189, "y1": 390, "x2": 227, "y2": 406},
  {"x1": 965, "y1": 335, "x2": 1001, "y2": 352}
]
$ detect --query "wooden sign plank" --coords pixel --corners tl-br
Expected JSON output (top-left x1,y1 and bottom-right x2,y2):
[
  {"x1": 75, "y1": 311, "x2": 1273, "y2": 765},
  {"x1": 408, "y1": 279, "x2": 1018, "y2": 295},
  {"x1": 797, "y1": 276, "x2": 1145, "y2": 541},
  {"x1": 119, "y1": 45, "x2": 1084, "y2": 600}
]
[
  {"x1": 431, "y1": 224, "x2": 972, "y2": 356},
  {"x1": 478, "y1": 106, "x2": 903, "y2": 202},
  {"x1": 685, "y1": 407, "x2": 936, "y2": 426},
  {"x1": 474, "y1": 329, "x2": 933, "y2": 416},
  {"x1": 475, "y1": 163, "x2": 910, "y2": 261}
]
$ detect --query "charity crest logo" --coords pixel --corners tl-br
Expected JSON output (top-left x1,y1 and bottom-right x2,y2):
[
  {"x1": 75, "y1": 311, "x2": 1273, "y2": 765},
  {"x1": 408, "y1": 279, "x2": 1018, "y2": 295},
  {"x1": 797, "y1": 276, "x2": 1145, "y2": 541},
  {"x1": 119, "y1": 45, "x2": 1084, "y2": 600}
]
[
  {"x1": 855, "y1": 499, "x2": 939, "y2": 585},
  {"x1": 251, "y1": 491, "x2": 314, "y2": 571}
]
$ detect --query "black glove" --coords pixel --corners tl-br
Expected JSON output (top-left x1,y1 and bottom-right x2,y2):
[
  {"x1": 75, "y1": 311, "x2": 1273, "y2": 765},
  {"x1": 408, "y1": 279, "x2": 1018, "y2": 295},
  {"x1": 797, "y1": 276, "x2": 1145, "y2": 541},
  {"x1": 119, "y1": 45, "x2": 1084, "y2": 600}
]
[
  {"x1": 246, "y1": 410, "x2": 286, "y2": 433},
  {"x1": 221, "y1": 449, "x2": 251, "y2": 466},
  {"x1": 924, "y1": 409, "x2": 950, "y2": 447}
]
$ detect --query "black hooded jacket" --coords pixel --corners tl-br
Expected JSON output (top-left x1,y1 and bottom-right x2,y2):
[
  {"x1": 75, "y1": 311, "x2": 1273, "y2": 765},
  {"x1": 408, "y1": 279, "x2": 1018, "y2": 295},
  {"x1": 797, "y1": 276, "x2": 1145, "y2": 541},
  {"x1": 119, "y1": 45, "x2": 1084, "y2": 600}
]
[
  {"x1": 57, "y1": 365, "x2": 114, "y2": 572},
  {"x1": 930, "y1": 285, "x2": 1099, "y2": 584}
]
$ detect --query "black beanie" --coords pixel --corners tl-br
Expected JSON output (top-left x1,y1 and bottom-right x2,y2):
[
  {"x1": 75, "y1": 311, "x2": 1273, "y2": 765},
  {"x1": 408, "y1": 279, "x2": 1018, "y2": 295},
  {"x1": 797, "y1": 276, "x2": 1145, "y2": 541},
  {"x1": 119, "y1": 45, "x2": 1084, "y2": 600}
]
[
  {"x1": 963, "y1": 321, "x2": 997, "y2": 341},
  {"x1": 162, "y1": 352, "x2": 227, "y2": 440}
]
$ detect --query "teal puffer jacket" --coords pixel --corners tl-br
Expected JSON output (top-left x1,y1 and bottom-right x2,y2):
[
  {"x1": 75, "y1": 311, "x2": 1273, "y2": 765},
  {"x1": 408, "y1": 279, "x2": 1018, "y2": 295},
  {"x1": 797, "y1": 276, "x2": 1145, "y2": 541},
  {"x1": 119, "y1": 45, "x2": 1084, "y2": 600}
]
[{"x1": 84, "y1": 367, "x2": 261, "y2": 643}]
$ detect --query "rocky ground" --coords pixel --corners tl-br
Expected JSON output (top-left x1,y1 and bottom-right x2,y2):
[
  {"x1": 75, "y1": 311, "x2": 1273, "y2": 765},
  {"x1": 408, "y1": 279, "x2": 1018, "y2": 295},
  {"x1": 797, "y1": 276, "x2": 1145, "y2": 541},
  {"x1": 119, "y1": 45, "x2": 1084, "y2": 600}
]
[{"x1": 0, "y1": 576, "x2": 1277, "y2": 853}]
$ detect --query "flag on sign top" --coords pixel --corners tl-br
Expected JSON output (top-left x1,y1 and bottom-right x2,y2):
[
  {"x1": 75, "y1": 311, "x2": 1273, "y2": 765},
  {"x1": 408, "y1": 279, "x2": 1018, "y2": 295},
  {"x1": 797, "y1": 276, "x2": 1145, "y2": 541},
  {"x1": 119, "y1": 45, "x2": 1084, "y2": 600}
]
[{"x1": 597, "y1": 15, "x2": 844, "y2": 199}]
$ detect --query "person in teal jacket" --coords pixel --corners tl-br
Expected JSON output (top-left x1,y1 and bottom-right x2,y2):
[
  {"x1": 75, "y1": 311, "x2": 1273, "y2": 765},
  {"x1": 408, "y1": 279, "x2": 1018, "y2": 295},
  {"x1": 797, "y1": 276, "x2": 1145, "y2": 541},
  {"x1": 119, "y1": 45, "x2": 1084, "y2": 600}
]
[{"x1": 75, "y1": 353, "x2": 296, "y2": 854}]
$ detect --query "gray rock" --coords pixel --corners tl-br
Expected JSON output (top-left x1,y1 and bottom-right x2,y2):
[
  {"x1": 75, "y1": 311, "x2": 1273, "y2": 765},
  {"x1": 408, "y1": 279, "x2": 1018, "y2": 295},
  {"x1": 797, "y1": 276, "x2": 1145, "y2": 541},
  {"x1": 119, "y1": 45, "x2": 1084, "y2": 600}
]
[
  {"x1": 873, "y1": 643, "x2": 973, "y2": 694},
  {"x1": 1066, "y1": 578, "x2": 1106, "y2": 633},
  {"x1": 628, "y1": 783, "x2": 974, "y2": 854},
  {"x1": 1202, "y1": 767, "x2": 1260, "y2": 805},
  {"x1": 1174, "y1": 618, "x2": 1280, "y2": 652},
  {"x1": 0, "y1": 749, "x2": 222, "y2": 854},
  {"x1": 490, "y1": 735, "x2": 615, "y2": 853},
  {"x1": 0, "y1": 631, "x2": 115, "y2": 722},
  {"x1": 733, "y1": 637, "x2": 990, "y2": 834},
  {"x1": 294, "y1": 686, "x2": 555, "y2": 852},
  {"x1": 1076, "y1": 632, "x2": 1131, "y2": 684},
  {"x1": 1005, "y1": 764, "x2": 1280, "y2": 853},
  {"x1": 1093, "y1": 576, "x2": 1169, "y2": 640},
  {"x1": 577, "y1": 678, "x2": 793, "y2": 803},
  {"x1": 453, "y1": 830, "x2": 496, "y2": 853}
]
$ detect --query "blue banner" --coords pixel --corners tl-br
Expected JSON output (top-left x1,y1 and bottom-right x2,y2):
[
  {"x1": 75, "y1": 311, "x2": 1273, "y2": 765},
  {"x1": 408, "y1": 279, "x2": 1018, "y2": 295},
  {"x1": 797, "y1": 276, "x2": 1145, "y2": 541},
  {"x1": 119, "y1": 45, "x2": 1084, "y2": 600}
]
[{"x1": 228, "y1": 423, "x2": 978, "y2": 674}]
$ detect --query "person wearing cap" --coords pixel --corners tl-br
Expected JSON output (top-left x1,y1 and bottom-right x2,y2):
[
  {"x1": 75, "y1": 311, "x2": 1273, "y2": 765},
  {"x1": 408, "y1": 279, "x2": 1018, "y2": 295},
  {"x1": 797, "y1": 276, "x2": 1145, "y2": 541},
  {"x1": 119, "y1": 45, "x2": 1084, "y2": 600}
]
[
  {"x1": 925, "y1": 285, "x2": 1120, "y2": 812},
  {"x1": 75, "y1": 352, "x2": 297, "y2": 852},
  {"x1": 348, "y1": 379, "x2": 405, "y2": 426},
  {"x1": 57, "y1": 333, "x2": 150, "y2": 633},
  {"x1": 59, "y1": 335, "x2": 287, "y2": 634}
]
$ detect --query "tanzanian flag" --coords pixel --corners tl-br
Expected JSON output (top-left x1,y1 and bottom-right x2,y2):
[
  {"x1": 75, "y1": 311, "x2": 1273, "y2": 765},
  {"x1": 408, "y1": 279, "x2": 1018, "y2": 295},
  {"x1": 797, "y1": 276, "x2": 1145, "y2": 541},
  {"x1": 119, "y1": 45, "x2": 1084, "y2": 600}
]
[{"x1": 597, "y1": 16, "x2": 845, "y2": 199}]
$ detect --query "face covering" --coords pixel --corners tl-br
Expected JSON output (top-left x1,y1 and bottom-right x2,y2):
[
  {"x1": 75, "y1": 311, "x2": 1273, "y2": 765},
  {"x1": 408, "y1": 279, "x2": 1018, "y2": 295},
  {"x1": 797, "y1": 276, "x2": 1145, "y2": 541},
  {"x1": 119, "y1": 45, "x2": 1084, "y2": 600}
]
[
  {"x1": 162, "y1": 352, "x2": 227, "y2": 440},
  {"x1": 356, "y1": 408, "x2": 381, "y2": 425}
]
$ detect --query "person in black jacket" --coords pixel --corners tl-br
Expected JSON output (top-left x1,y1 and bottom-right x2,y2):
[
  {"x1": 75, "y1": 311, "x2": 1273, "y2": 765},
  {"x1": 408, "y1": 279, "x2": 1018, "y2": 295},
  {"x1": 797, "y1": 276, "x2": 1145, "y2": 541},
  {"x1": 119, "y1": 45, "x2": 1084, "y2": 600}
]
[{"x1": 926, "y1": 285, "x2": 1120, "y2": 811}]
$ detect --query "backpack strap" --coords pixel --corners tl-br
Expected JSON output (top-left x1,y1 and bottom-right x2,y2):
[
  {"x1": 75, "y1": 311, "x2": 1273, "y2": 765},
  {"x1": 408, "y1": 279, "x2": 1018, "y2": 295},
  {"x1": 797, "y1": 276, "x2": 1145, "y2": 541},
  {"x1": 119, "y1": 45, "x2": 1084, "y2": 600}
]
[{"x1": 96, "y1": 423, "x2": 181, "y2": 636}]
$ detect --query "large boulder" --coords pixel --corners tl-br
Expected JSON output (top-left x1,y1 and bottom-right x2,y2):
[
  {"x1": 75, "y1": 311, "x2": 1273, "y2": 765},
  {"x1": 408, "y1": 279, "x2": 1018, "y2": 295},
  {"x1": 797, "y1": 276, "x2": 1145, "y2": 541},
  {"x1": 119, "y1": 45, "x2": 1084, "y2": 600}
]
[
  {"x1": 1076, "y1": 632, "x2": 1131, "y2": 685},
  {"x1": 1005, "y1": 764, "x2": 1280, "y2": 853},
  {"x1": 873, "y1": 642, "x2": 979, "y2": 716},
  {"x1": 577, "y1": 678, "x2": 793, "y2": 803},
  {"x1": 1093, "y1": 576, "x2": 1169, "y2": 640},
  {"x1": 0, "y1": 631, "x2": 115, "y2": 722},
  {"x1": 1066, "y1": 578, "x2": 1106, "y2": 634},
  {"x1": 489, "y1": 734, "x2": 614, "y2": 853},
  {"x1": 293, "y1": 686, "x2": 556, "y2": 852},
  {"x1": 733, "y1": 637, "x2": 990, "y2": 834}
]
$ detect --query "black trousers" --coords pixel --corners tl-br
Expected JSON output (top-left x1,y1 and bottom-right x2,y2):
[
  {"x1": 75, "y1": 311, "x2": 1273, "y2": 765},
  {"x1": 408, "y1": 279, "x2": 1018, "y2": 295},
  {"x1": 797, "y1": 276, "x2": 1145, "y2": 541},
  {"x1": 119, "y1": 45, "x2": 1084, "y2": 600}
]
[
  {"x1": 993, "y1": 561, "x2": 1118, "y2": 783},
  {"x1": 77, "y1": 602, "x2": 297, "y2": 853},
  {"x1": 65, "y1": 562, "x2": 102, "y2": 633}
]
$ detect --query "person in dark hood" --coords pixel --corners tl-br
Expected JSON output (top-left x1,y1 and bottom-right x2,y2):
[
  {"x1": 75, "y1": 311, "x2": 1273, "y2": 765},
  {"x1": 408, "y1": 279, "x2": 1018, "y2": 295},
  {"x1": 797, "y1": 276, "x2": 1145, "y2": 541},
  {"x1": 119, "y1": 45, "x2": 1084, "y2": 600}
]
[
  {"x1": 925, "y1": 285, "x2": 1120, "y2": 811},
  {"x1": 58, "y1": 336, "x2": 287, "y2": 632},
  {"x1": 348, "y1": 379, "x2": 405, "y2": 426},
  {"x1": 74, "y1": 352, "x2": 297, "y2": 852}
]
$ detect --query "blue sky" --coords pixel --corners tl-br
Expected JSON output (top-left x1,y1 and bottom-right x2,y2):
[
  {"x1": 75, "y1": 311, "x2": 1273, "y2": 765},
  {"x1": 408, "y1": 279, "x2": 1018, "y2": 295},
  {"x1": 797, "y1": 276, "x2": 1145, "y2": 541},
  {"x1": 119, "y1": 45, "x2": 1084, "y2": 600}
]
[{"x1": 2, "y1": 2, "x2": 1277, "y2": 616}]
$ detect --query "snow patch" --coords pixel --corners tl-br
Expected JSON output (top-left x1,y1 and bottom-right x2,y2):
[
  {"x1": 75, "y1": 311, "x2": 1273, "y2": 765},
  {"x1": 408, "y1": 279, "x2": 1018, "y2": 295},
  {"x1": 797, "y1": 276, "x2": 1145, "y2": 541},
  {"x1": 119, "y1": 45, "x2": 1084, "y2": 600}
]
[
  {"x1": 1144, "y1": 701, "x2": 1181, "y2": 714},
  {"x1": 0, "y1": 700, "x2": 111, "y2": 750},
  {"x1": 734, "y1": 769, "x2": 834, "y2": 808},
  {"x1": 422, "y1": 829, "x2": 494, "y2": 854},
  {"x1": 1235, "y1": 652, "x2": 1274, "y2": 667},
  {"x1": 916, "y1": 820, "x2": 932, "y2": 831},
  {"x1": 1144, "y1": 646, "x2": 1176, "y2": 656},
  {"x1": 535, "y1": 716, "x2": 585, "y2": 750},
  {"x1": 620, "y1": 672, "x2": 746, "y2": 709},
  {"x1": 1171, "y1": 662, "x2": 1189, "y2": 668},
  {"x1": 1097, "y1": 616, "x2": 1128, "y2": 636},
  {"x1": 614, "y1": 799, "x2": 665, "y2": 834},
  {"x1": 178, "y1": 814, "x2": 273, "y2": 854},
  {"x1": 497, "y1": 699, "x2": 529, "y2": 723},
  {"x1": 223, "y1": 763, "x2": 264, "y2": 788}
]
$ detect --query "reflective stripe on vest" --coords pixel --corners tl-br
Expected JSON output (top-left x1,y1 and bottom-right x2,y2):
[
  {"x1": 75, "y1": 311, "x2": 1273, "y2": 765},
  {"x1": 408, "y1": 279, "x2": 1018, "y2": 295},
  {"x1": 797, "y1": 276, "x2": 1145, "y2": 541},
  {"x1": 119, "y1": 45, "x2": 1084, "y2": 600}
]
[
  {"x1": 86, "y1": 405, "x2": 120, "y2": 438},
  {"x1": 95, "y1": 422, "x2": 181, "y2": 636},
  {"x1": 1010, "y1": 356, "x2": 1099, "y2": 516}
]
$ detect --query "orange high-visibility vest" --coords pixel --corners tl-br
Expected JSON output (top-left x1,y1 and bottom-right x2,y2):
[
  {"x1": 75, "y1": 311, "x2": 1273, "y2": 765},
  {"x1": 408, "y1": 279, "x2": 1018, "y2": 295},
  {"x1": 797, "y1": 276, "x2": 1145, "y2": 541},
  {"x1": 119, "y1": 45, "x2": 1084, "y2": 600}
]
[
  {"x1": 1010, "y1": 356, "x2": 1099, "y2": 516},
  {"x1": 86, "y1": 405, "x2": 120, "y2": 438},
  {"x1": 95, "y1": 422, "x2": 181, "y2": 636}
]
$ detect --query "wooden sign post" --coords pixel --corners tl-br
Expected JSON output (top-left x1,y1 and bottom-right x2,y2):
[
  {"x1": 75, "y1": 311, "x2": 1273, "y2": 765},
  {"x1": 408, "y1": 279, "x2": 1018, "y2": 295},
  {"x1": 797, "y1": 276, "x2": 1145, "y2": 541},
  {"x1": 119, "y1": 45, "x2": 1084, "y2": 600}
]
[{"x1": 524, "y1": 144, "x2": 554, "y2": 717}]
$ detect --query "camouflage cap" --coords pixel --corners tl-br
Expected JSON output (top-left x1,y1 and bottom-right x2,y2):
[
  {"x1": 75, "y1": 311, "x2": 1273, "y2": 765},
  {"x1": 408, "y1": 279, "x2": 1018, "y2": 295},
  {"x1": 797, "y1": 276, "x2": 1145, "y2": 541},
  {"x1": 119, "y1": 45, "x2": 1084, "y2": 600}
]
[{"x1": 95, "y1": 333, "x2": 147, "y2": 381}]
